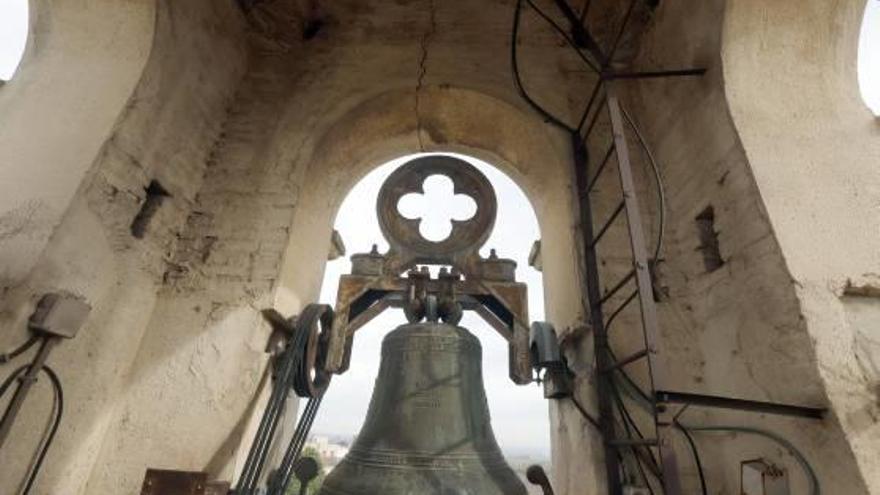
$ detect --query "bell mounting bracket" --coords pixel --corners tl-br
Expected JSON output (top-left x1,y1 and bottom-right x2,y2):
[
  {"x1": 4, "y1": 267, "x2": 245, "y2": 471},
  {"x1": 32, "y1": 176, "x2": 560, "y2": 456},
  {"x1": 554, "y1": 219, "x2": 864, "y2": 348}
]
[{"x1": 322, "y1": 155, "x2": 533, "y2": 384}]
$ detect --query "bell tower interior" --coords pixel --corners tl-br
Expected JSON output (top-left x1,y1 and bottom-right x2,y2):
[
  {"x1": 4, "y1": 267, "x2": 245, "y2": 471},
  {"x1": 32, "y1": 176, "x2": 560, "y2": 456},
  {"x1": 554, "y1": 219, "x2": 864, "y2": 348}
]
[{"x1": 0, "y1": 1, "x2": 878, "y2": 494}]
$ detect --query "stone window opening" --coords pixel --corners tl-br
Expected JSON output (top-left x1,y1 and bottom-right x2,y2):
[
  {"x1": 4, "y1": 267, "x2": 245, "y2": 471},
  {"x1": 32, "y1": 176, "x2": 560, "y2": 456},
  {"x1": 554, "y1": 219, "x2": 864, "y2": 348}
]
[
  {"x1": 859, "y1": 0, "x2": 880, "y2": 115},
  {"x1": 0, "y1": 0, "x2": 29, "y2": 82},
  {"x1": 695, "y1": 205, "x2": 724, "y2": 273},
  {"x1": 130, "y1": 180, "x2": 170, "y2": 239},
  {"x1": 311, "y1": 153, "x2": 551, "y2": 466}
]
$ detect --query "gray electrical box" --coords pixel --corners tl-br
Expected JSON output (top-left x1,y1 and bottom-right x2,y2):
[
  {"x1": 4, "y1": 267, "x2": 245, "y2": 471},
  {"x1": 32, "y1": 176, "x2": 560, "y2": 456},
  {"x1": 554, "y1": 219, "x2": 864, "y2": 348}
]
[{"x1": 28, "y1": 292, "x2": 91, "y2": 339}]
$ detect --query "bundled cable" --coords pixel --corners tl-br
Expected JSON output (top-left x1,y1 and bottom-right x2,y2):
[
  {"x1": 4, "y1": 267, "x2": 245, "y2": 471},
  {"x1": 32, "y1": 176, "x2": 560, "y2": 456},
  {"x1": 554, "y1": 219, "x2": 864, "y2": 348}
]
[
  {"x1": 0, "y1": 362, "x2": 64, "y2": 495},
  {"x1": 0, "y1": 335, "x2": 40, "y2": 364}
]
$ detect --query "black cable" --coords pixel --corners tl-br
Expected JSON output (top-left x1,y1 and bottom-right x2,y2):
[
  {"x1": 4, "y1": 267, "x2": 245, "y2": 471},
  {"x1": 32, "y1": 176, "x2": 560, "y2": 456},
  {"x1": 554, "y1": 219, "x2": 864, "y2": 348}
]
[
  {"x1": 609, "y1": 374, "x2": 661, "y2": 476},
  {"x1": 0, "y1": 364, "x2": 30, "y2": 398},
  {"x1": 674, "y1": 421, "x2": 708, "y2": 495},
  {"x1": 687, "y1": 425, "x2": 820, "y2": 495},
  {"x1": 620, "y1": 104, "x2": 666, "y2": 261},
  {"x1": 523, "y1": 0, "x2": 601, "y2": 74},
  {"x1": 569, "y1": 394, "x2": 601, "y2": 431},
  {"x1": 511, "y1": 0, "x2": 576, "y2": 133},
  {"x1": 21, "y1": 365, "x2": 63, "y2": 495},
  {"x1": 0, "y1": 335, "x2": 40, "y2": 364},
  {"x1": 611, "y1": 392, "x2": 656, "y2": 495},
  {"x1": 606, "y1": 0, "x2": 637, "y2": 65},
  {"x1": 604, "y1": 289, "x2": 638, "y2": 333},
  {"x1": 275, "y1": 395, "x2": 324, "y2": 494}
]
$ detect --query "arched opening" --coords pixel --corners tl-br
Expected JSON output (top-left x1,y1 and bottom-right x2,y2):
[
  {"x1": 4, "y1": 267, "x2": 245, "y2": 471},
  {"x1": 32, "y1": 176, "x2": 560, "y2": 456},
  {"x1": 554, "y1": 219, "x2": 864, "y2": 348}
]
[
  {"x1": 310, "y1": 152, "x2": 550, "y2": 479},
  {"x1": 859, "y1": 0, "x2": 880, "y2": 115},
  {"x1": 270, "y1": 85, "x2": 599, "y2": 492},
  {"x1": 0, "y1": 0, "x2": 28, "y2": 81}
]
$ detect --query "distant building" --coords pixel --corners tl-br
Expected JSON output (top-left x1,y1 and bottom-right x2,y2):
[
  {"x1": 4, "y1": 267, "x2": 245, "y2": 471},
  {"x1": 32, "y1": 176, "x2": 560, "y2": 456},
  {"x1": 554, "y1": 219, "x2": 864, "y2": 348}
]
[{"x1": 306, "y1": 436, "x2": 351, "y2": 471}]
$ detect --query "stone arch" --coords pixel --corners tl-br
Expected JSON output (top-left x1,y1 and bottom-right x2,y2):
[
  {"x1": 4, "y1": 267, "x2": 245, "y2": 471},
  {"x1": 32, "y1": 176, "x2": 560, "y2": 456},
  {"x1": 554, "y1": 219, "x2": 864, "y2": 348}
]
[
  {"x1": 273, "y1": 85, "x2": 606, "y2": 493},
  {"x1": 277, "y1": 86, "x2": 581, "y2": 327}
]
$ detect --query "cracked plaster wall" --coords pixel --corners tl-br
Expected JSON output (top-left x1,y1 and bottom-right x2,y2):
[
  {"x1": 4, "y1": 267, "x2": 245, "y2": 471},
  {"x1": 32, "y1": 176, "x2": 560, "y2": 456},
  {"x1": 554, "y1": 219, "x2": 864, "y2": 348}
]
[
  {"x1": 1, "y1": 0, "x2": 878, "y2": 494},
  {"x1": 550, "y1": 0, "x2": 879, "y2": 493},
  {"x1": 722, "y1": 0, "x2": 880, "y2": 491},
  {"x1": 0, "y1": 0, "x2": 154, "y2": 289},
  {"x1": 0, "y1": 1, "x2": 248, "y2": 493}
]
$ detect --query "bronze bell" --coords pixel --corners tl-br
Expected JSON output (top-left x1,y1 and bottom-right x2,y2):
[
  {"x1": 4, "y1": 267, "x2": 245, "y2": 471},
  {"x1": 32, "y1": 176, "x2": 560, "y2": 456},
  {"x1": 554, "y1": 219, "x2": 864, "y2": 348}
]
[{"x1": 319, "y1": 322, "x2": 527, "y2": 495}]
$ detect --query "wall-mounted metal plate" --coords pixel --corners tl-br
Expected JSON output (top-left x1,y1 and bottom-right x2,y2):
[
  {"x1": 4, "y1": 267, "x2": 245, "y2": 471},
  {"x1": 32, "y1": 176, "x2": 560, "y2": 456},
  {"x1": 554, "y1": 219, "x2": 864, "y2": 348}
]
[{"x1": 140, "y1": 469, "x2": 207, "y2": 495}]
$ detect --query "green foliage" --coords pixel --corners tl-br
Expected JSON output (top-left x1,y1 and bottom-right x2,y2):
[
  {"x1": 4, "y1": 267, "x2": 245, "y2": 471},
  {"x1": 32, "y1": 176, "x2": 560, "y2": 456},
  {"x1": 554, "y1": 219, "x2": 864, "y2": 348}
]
[{"x1": 285, "y1": 447, "x2": 325, "y2": 495}]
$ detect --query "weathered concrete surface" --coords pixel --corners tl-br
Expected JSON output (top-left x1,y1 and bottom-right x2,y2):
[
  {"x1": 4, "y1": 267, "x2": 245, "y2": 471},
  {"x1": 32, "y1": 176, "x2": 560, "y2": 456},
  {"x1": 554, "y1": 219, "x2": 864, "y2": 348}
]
[
  {"x1": 723, "y1": 0, "x2": 880, "y2": 491},
  {"x1": 1, "y1": 0, "x2": 878, "y2": 493},
  {"x1": 0, "y1": 0, "x2": 155, "y2": 288},
  {"x1": 584, "y1": 0, "x2": 872, "y2": 492},
  {"x1": 0, "y1": 1, "x2": 247, "y2": 493}
]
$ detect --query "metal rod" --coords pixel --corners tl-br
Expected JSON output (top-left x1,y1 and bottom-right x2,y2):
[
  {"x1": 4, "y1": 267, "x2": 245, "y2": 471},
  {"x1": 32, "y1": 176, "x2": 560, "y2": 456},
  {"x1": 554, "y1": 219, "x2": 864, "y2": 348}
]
[
  {"x1": 577, "y1": 78, "x2": 605, "y2": 133},
  {"x1": 578, "y1": 0, "x2": 593, "y2": 23},
  {"x1": 608, "y1": 438, "x2": 657, "y2": 447},
  {"x1": 571, "y1": 134, "x2": 624, "y2": 493},
  {"x1": 589, "y1": 200, "x2": 625, "y2": 248},
  {"x1": 606, "y1": 84, "x2": 682, "y2": 495},
  {"x1": 655, "y1": 390, "x2": 826, "y2": 419},
  {"x1": 605, "y1": 0, "x2": 637, "y2": 66},
  {"x1": 604, "y1": 68, "x2": 707, "y2": 80},
  {"x1": 0, "y1": 336, "x2": 56, "y2": 449},
  {"x1": 586, "y1": 143, "x2": 616, "y2": 192},
  {"x1": 527, "y1": 0, "x2": 602, "y2": 75},
  {"x1": 583, "y1": 97, "x2": 607, "y2": 141},
  {"x1": 597, "y1": 269, "x2": 635, "y2": 307},
  {"x1": 549, "y1": 0, "x2": 605, "y2": 63},
  {"x1": 601, "y1": 348, "x2": 648, "y2": 373},
  {"x1": 604, "y1": 289, "x2": 638, "y2": 332}
]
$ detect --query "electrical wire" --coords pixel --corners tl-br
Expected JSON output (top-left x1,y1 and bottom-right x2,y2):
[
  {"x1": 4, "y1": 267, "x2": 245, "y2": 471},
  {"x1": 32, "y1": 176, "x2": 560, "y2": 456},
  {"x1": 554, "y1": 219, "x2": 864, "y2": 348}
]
[
  {"x1": 608, "y1": 352, "x2": 819, "y2": 495},
  {"x1": 0, "y1": 335, "x2": 40, "y2": 364},
  {"x1": 21, "y1": 365, "x2": 63, "y2": 495},
  {"x1": 0, "y1": 364, "x2": 64, "y2": 495},
  {"x1": 523, "y1": 0, "x2": 601, "y2": 74},
  {"x1": 620, "y1": 104, "x2": 666, "y2": 261},
  {"x1": 614, "y1": 106, "x2": 819, "y2": 495},
  {"x1": 511, "y1": 0, "x2": 576, "y2": 133},
  {"x1": 674, "y1": 421, "x2": 708, "y2": 495},
  {"x1": 685, "y1": 425, "x2": 820, "y2": 495},
  {"x1": 611, "y1": 386, "x2": 659, "y2": 494},
  {"x1": 510, "y1": 3, "x2": 814, "y2": 494},
  {"x1": 569, "y1": 394, "x2": 601, "y2": 431},
  {"x1": 0, "y1": 364, "x2": 30, "y2": 398}
]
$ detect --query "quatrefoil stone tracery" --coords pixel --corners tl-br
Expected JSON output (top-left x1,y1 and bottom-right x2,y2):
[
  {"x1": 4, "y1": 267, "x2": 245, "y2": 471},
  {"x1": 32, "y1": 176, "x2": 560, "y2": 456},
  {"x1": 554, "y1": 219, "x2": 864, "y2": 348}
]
[
  {"x1": 376, "y1": 156, "x2": 498, "y2": 268},
  {"x1": 397, "y1": 175, "x2": 478, "y2": 242}
]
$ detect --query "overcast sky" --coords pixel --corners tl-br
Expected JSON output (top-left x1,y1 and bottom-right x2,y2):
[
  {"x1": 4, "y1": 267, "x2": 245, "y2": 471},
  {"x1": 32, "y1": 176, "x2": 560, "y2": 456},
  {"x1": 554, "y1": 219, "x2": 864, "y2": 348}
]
[{"x1": 312, "y1": 154, "x2": 551, "y2": 458}]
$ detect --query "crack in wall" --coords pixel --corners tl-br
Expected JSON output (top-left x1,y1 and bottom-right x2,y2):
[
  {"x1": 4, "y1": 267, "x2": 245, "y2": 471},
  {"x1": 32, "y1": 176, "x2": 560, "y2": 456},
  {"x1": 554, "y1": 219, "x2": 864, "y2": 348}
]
[{"x1": 414, "y1": 0, "x2": 437, "y2": 151}]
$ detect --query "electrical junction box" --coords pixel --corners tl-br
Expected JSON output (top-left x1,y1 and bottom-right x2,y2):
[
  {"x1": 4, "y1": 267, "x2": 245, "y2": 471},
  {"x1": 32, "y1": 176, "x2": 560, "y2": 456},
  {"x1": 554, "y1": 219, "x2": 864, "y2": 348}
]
[
  {"x1": 28, "y1": 292, "x2": 91, "y2": 339},
  {"x1": 742, "y1": 459, "x2": 790, "y2": 495}
]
